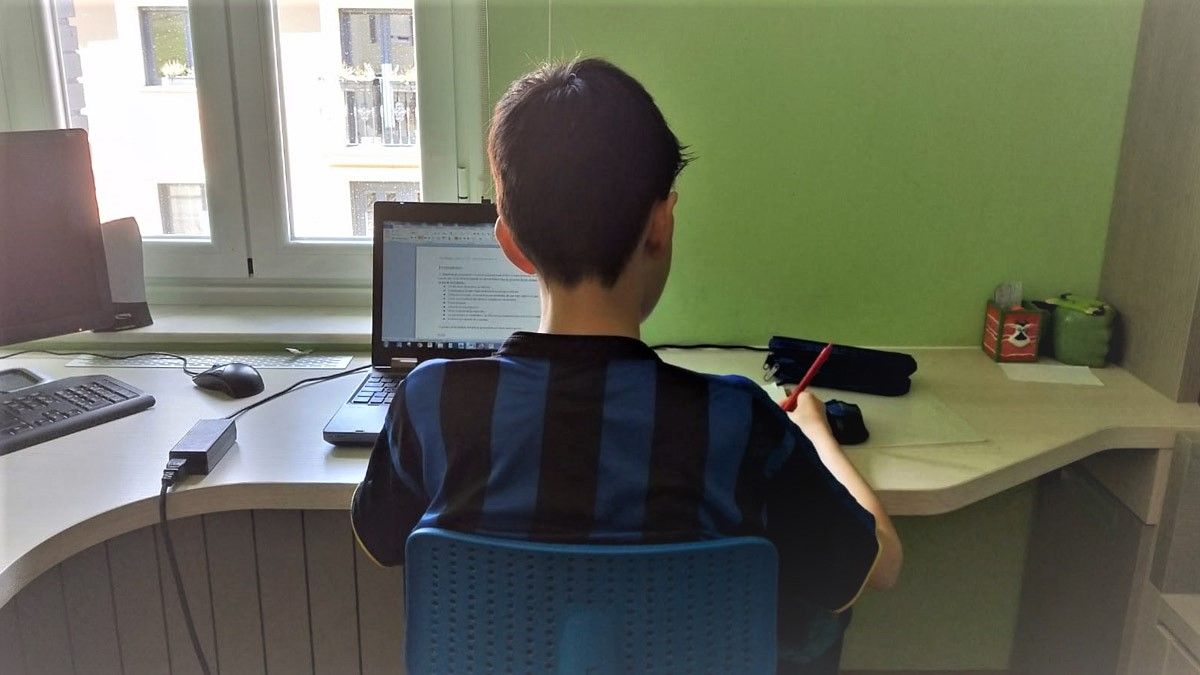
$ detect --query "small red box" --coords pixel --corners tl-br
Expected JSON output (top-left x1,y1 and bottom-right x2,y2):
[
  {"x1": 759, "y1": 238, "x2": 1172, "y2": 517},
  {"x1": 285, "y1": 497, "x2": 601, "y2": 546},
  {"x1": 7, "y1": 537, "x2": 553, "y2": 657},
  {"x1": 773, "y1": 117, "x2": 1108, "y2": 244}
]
[{"x1": 982, "y1": 301, "x2": 1041, "y2": 362}]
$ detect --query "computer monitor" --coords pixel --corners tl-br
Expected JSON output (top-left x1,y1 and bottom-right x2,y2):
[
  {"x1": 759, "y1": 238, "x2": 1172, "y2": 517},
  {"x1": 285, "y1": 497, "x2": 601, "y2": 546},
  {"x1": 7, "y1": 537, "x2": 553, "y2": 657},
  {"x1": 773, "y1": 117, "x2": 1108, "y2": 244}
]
[{"x1": 0, "y1": 129, "x2": 114, "y2": 347}]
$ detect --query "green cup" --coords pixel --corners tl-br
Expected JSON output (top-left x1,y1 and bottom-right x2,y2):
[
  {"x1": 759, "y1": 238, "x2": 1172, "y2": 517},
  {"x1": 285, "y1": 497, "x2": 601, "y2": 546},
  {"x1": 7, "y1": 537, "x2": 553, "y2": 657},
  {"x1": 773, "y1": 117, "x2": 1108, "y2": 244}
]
[{"x1": 1053, "y1": 304, "x2": 1115, "y2": 367}]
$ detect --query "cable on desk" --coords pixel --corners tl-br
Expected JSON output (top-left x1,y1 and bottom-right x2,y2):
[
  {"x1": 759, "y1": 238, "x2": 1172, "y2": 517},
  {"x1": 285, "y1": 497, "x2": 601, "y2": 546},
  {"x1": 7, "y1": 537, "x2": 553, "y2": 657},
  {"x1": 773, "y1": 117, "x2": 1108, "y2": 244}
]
[
  {"x1": 0, "y1": 349, "x2": 204, "y2": 376},
  {"x1": 225, "y1": 364, "x2": 373, "y2": 421},
  {"x1": 160, "y1": 460, "x2": 212, "y2": 675},
  {"x1": 649, "y1": 343, "x2": 770, "y2": 352}
]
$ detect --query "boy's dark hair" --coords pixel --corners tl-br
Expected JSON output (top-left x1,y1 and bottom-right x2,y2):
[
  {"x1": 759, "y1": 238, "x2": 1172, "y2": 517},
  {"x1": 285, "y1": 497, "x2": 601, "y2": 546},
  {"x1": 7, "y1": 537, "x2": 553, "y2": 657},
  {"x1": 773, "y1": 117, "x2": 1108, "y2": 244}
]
[{"x1": 488, "y1": 58, "x2": 689, "y2": 287}]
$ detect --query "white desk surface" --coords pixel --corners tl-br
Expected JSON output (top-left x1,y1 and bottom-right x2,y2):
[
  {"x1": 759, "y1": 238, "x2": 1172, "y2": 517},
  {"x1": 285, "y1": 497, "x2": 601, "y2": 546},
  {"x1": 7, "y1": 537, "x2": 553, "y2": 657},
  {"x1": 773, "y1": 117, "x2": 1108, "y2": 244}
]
[{"x1": 2, "y1": 347, "x2": 1198, "y2": 607}]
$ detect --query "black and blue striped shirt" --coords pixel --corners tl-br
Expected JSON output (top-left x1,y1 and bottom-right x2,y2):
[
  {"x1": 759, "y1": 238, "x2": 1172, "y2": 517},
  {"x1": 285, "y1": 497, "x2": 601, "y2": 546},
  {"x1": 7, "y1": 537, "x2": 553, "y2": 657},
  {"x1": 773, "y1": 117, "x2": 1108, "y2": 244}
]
[{"x1": 353, "y1": 332, "x2": 878, "y2": 611}]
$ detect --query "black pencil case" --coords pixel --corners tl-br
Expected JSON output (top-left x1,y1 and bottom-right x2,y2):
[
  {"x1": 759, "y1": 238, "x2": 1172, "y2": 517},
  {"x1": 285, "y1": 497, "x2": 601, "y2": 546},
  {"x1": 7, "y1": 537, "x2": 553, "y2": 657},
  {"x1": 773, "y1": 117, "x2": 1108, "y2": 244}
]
[{"x1": 765, "y1": 336, "x2": 917, "y2": 397}]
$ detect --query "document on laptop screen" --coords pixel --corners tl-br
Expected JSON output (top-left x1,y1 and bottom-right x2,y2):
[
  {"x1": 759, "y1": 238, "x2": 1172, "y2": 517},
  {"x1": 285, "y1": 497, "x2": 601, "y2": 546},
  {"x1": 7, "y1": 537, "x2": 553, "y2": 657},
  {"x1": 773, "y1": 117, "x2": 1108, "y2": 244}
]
[
  {"x1": 414, "y1": 245, "x2": 539, "y2": 340},
  {"x1": 382, "y1": 222, "x2": 540, "y2": 347}
]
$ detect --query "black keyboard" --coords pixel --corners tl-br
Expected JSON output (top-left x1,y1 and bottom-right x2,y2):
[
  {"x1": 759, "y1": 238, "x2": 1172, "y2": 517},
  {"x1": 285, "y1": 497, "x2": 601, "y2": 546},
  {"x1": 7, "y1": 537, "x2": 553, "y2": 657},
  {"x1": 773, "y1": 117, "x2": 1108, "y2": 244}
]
[
  {"x1": 349, "y1": 371, "x2": 404, "y2": 406},
  {"x1": 0, "y1": 375, "x2": 155, "y2": 456}
]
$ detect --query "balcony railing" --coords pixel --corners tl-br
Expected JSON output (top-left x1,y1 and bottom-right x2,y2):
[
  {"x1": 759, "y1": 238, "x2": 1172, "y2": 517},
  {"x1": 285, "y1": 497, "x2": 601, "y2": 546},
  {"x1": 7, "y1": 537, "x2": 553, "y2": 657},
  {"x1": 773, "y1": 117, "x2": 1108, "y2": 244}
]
[{"x1": 342, "y1": 78, "x2": 417, "y2": 147}]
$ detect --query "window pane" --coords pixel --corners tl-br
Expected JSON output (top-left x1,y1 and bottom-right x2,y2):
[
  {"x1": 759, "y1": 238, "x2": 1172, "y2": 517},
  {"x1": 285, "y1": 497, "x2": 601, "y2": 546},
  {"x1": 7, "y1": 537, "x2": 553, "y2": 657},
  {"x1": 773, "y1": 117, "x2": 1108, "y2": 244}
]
[
  {"x1": 276, "y1": 1, "x2": 421, "y2": 240},
  {"x1": 158, "y1": 183, "x2": 208, "y2": 235},
  {"x1": 139, "y1": 8, "x2": 194, "y2": 86},
  {"x1": 52, "y1": 1, "x2": 211, "y2": 239},
  {"x1": 349, "y1": 180, "x2": 418, "y2": 236}
]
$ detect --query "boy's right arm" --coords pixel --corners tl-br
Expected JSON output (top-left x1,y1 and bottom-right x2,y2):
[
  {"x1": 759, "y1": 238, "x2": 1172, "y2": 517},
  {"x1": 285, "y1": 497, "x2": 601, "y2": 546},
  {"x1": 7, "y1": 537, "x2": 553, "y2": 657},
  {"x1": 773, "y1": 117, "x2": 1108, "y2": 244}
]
[
  {"x1": 787, "y1": 392, "x2": 903, "y2": 591},
  {"x1": 351, "y1": 383, "x2": 429, "y2": 567}
]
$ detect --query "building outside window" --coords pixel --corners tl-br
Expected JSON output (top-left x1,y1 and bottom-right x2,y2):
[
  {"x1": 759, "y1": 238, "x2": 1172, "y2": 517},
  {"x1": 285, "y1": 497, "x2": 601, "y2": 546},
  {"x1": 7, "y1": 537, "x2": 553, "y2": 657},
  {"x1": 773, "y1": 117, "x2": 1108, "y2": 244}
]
[
  {"x1": 338, "y1": 9, "x2": 416, "y2": 147},
  {"x1": 350, "y1": 181, "x2": 419, "y2": 236},
  {"x1": 139, "y1": 7, "x2": 194, "y2": 86},
  {"x1": 158, "y1": 183, "x2": 208, "y2": 236}
]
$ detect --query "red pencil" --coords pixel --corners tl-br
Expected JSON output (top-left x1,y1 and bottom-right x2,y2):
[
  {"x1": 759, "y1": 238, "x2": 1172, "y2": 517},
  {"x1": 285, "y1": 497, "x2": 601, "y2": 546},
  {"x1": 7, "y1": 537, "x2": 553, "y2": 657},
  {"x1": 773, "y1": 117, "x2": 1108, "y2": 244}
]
[{"x1": 779, "y1": 342, "x2": 834, "y2": 412}]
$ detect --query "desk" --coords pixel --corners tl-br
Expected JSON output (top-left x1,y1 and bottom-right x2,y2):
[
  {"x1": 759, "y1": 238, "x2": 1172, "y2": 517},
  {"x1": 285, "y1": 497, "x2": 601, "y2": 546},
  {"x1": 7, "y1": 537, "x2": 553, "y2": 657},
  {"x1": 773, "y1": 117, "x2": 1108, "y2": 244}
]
[{"x1": 1, "y1": 348, "x2": 1198, "y2": 672}]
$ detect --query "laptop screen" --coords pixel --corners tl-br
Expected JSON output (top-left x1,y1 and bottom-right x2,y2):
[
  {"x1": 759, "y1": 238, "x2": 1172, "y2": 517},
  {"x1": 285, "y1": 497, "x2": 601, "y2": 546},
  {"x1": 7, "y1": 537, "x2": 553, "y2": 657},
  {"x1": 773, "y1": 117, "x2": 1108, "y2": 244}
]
[{"x1": 379, "y1": 220, "x2": 540, "y2": 351}]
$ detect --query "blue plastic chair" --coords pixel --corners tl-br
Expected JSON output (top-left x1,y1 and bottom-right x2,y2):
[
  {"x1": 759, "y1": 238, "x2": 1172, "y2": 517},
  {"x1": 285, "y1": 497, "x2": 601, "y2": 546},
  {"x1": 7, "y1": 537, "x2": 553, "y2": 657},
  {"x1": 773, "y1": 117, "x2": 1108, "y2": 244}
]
[{"x1": 404, "y1": 528, "x2": 778, "y2": 675}]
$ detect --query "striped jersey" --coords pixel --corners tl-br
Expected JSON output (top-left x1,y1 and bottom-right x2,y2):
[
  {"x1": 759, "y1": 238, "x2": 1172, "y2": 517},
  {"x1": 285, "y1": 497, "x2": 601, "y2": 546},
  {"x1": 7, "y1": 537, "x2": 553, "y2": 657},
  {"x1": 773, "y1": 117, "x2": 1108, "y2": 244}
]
[{"x1": 352, "y1": 331, "x2": 879, "y2": 611}]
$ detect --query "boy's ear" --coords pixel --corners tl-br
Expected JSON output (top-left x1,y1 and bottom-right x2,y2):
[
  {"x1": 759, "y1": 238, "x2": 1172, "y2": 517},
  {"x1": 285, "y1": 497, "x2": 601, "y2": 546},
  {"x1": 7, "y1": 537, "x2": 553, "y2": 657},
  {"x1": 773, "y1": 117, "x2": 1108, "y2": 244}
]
[
  {"x1": 643, "y1": 191, "x2": 677, "y2": 258},
  {"x1": 495, "y1": 217, "x2": 537, "y2": 275}
]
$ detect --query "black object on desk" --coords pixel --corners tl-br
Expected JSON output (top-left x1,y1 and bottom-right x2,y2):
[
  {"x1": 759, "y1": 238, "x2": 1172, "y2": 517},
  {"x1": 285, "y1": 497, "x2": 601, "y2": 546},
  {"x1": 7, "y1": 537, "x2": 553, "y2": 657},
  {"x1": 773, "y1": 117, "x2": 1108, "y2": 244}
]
[
  {"x1": 0, "y1": 375, "x2": 155, "y2": 455},
  {"x1": 826, "y1": 400, "x2": 869, "y2": 445},
  {"x1": 766, "y1": 336, "x2": 918, "y2": 397},
  {"x1": 193, "y1": 362, "x2": 265, "y2": 399}
]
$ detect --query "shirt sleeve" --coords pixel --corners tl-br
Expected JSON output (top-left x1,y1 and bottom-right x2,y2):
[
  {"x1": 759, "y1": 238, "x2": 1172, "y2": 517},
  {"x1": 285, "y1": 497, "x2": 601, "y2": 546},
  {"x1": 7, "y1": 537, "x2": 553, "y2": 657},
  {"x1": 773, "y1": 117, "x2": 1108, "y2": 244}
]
[
  {"x1": 757, "y1": 397, "x2": 880, "y2": 612},
  {"x1": 351, "y1": 382, "x2": 428, "y2": 566}
]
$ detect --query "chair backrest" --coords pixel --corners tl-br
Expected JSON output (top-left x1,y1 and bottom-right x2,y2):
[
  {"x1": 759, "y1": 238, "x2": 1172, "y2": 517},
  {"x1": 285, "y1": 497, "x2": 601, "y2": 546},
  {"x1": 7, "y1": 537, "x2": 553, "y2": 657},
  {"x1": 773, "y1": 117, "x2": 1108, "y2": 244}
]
[{"x1": 404, "y1": 528, "x2": 778, "y2": 675}]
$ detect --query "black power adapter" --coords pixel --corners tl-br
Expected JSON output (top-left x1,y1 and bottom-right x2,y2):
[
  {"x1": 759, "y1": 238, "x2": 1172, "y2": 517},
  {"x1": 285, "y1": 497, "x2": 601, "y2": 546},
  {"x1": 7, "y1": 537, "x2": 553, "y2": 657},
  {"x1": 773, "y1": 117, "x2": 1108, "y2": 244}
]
[{"x1": 165, "y1": 418, "x2": 236, "y2": 479}]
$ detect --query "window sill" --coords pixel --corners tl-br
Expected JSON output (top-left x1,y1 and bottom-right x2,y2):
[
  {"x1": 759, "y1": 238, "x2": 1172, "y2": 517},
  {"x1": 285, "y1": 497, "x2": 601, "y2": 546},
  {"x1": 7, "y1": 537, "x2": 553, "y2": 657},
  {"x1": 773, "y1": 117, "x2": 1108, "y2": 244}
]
[{"x1": 14, "y1": 305, "x2": 371, "y2": 350}]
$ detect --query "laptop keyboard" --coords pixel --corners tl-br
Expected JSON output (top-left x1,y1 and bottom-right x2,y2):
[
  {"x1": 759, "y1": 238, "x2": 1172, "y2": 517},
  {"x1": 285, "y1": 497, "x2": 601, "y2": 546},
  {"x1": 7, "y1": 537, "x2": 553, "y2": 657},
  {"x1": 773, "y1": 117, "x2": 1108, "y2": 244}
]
[{"x1": 351, "y1": 371, "x2": 405, "y2": 406}]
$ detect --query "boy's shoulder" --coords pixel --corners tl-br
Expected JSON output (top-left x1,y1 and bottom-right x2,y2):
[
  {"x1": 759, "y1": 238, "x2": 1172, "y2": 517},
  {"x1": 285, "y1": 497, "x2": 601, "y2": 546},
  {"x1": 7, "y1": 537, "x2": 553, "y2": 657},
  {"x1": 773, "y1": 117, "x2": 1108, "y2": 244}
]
[
  {"x1": 399, "y1": 356, "x2": 494, "y2": 392},
  {"x1": 406, "y1": 356, "x2": 499, "y2": 374},
  {"x1": 658, "y1": 362, "x2": 784, "y2": 411},
  {"x1": 404, "y1": 356, "x2": 782, "y2": 416}
]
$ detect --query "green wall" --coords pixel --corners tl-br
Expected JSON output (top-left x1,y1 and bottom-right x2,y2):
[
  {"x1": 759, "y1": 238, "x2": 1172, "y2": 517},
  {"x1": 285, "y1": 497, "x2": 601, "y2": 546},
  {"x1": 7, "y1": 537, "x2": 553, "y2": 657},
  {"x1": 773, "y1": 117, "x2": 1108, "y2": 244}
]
[{"x1": 486, "y1": 0, "x2": 1143, "y2": 346}]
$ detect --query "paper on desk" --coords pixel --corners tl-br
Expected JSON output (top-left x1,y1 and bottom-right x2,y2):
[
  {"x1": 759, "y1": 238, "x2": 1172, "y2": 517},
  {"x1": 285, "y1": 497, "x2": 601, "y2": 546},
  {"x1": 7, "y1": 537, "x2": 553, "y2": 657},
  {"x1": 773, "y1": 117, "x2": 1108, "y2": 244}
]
[
  {"x1": 760, "y1": 382, "x2": 986, "y2": 449},
  {"x1": 998, "y1": 362, "x2": 1103, "y2": 386}
]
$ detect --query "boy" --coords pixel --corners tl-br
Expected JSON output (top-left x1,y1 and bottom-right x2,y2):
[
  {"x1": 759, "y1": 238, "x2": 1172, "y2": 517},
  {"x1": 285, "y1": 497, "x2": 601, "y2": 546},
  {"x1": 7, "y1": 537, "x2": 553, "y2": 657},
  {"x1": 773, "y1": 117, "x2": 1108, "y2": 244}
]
[{"x1": 352, "y1": 58, "x2": 902, "y2": 672}]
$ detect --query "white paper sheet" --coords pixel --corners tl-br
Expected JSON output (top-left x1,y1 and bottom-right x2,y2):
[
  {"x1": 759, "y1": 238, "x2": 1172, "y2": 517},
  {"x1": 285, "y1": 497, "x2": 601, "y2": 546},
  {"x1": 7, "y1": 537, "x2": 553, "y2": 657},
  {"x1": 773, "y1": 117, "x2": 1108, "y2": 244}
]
[
  {"x1": 763, "y1": 382, "x2": 986, "y2": 449},
  {"x1": 998, "y1": 362, "x2": 1104, "y2": 386}
]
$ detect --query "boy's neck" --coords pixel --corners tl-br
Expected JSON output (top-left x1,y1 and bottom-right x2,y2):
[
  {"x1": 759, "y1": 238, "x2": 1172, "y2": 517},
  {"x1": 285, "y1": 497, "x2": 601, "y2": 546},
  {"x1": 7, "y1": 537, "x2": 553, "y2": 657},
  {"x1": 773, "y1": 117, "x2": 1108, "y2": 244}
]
[{"x1": 538, "y1": 278, "x2": 643, "y2": 340}]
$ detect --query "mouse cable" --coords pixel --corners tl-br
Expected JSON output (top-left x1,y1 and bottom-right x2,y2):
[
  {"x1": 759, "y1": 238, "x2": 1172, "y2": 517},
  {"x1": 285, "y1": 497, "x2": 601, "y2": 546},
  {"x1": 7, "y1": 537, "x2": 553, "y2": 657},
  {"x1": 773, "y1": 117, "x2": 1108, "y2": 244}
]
[
  {"x1": 649, "y1": 343, "x2": 771, "y2": 352},
  {"x1": 0, "y1": 349, "x2": 203, "y2": 376},
  {"x1": 159, "y1": 460, "x2": 213, "y2": 675},
  {"x1": 224, "y1": 364, "x2": 373, "y2": 421}
]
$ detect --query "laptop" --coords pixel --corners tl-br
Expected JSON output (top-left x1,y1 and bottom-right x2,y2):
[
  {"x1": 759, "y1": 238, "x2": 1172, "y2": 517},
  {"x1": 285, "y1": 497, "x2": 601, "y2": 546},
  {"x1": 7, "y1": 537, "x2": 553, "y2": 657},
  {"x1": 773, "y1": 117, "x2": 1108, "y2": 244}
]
[{"x1": 323, "y1": 201, "x2": 541, "y2": 445}]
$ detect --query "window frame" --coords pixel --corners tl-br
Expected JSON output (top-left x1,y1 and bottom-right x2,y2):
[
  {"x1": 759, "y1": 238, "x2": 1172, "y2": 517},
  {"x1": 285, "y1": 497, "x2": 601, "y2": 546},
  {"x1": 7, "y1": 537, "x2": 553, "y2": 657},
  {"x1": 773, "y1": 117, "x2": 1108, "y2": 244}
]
[
  {"x1": 13, "y1": 0, "x2": 253, "y2": 279},
  {"x1": 232, "y1": 0, "x2": 484, "y2": 282},
  {"x1": 0, "y1": 1, "x2": 63, "y2": 136},
  {"x1": 0, "y1": 0, "x2": 489, "y2": 297}
]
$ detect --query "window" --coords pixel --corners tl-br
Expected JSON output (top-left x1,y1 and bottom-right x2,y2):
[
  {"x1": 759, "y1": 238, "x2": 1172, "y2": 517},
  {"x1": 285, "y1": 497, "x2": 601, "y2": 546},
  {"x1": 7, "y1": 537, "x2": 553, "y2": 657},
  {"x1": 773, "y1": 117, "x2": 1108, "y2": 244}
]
[
  {"x1": 139, "y1": 8, "x2": 195, "y2": 86},
  {"x1": 350, "y1": 181, "x2": 420, "y2": 236},
  {"x1": 274, "y1": 4, "x2": 422, "y2": 242},
  {"x1": 158, "y1": 183, "x2": 208, "y2": 235},
  {"x1": 6, "y1": 0, "x2": 485, "y2": 286},
  {"x1": 43, "y1": 0, "x2": 226, "y2": 278},
  {"x1": 339, "y1": 10, "x2": 416, "y2": 149}
]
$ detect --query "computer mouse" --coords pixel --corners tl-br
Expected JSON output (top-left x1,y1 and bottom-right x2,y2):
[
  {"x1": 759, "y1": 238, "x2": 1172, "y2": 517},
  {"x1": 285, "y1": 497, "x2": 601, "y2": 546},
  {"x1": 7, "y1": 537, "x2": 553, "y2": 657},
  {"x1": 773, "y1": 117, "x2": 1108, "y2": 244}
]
[
  {"x1": 192, "y1": 363, "x2": 265, "y2": 399},
  {"x1": 825, "y1": 399, "x2": 869, "y2": 445}
]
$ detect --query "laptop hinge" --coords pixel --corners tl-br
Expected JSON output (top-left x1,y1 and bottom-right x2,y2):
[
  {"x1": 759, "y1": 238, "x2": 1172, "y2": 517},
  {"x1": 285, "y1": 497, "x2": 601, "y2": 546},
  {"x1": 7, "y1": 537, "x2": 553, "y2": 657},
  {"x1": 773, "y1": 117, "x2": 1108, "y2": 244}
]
[{"x1": 390, "y1": 357, "x2": 419, "y2": 374}]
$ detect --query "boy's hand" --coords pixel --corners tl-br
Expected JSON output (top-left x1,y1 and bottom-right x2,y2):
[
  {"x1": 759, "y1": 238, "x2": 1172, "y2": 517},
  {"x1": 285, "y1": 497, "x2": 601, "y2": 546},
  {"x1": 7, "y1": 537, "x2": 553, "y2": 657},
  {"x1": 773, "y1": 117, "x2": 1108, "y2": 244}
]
[{"x1": 786, "y1": 391, "x2": 832, "y2": 439}]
